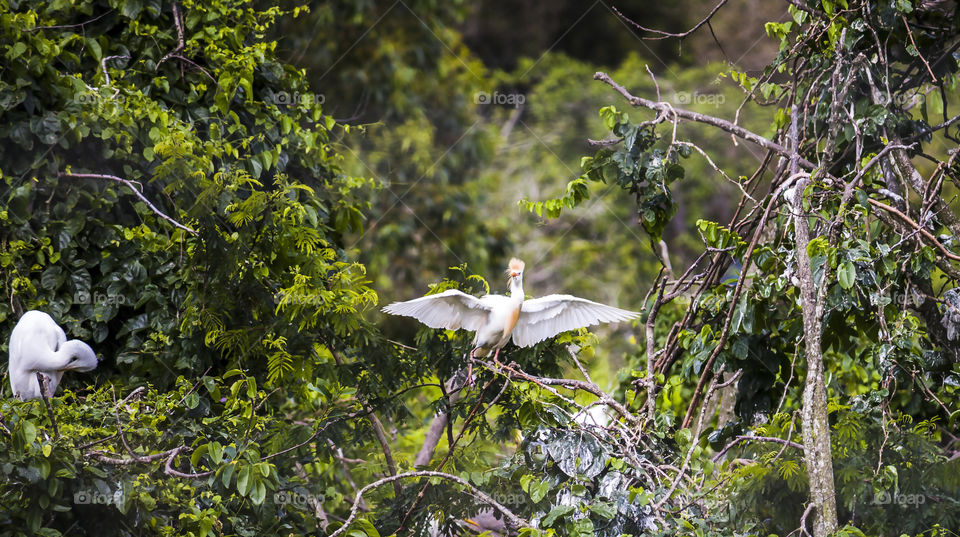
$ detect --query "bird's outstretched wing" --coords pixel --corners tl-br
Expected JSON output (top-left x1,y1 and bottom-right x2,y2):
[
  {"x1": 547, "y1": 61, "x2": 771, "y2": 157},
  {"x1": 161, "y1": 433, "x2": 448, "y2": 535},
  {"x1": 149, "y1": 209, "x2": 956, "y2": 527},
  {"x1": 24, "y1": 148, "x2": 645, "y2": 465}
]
[
  {"x1": 382, "y1": 289, "x2": 491, "y2": 332},
  {"x1": 512, "y1": 295, "x2": 639, "y2": 347}
]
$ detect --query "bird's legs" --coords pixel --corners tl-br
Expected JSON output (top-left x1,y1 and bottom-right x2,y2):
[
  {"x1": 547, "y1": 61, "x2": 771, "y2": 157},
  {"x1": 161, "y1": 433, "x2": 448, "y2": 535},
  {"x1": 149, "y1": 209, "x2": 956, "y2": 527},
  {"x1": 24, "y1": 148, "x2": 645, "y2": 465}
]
[
  {"x1": 35, "y1": 373, "x2": 60, "y2": 439},
  {"x1": 464, "y1": 348, "x2": 477, "y2": 387},
  {"x1": 463, "y1": 347, "x2": 503, "y2": 388},
  {"x1": 492, "y1": 347, "x2": 502, "y2": 366}
]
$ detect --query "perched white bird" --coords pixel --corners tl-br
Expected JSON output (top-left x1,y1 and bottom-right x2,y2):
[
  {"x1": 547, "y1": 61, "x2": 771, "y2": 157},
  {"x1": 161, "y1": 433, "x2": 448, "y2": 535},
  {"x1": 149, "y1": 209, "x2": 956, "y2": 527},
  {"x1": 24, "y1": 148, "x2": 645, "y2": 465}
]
[
  {"x1": 573, "y1": 403, "x2": 613, "y2": 428},
  {"x1": 382, "y1": 258, "x2": 640, "y2": 361},
  {"x1": 7, "y1": 310, "x2": 98, "y2": 400}
]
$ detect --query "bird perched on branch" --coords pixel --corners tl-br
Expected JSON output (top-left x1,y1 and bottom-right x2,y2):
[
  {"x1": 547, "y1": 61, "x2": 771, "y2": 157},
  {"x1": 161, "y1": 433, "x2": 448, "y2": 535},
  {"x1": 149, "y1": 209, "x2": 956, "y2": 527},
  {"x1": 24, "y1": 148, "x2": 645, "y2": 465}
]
[
  {"x1": 382, "y1": 258, "x2": 640, "y2": 362},
  {"x1": 7, "y1": 310, "x2": 98, "y2": 400}
]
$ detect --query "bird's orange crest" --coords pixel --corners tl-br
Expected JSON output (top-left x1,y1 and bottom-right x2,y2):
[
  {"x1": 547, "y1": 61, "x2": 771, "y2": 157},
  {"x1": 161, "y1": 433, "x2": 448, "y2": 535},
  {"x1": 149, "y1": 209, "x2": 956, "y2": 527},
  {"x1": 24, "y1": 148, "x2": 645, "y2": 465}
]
[{"x1": 508, "y1": 258, "x2": 525, "y2": 273}]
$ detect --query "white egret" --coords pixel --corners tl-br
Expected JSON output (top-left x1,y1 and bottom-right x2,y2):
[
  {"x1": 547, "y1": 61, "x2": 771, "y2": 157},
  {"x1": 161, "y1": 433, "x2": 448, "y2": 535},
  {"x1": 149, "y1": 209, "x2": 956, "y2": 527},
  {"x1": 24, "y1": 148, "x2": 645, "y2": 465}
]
[
  {"x1": 7, "y1": 310, "x2": 98, "y2": 400},
  {"x1": 382, "y1": 258, "x2": 640, "y2": 361}
]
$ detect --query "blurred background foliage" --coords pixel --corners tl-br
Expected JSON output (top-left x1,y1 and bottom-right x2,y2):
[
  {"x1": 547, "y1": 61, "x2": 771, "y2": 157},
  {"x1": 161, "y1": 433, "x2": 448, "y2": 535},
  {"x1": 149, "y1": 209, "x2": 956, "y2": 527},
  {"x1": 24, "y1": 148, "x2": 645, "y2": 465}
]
[{"x1": 272, "y1": 0, "x2": 782, "y2": 365}]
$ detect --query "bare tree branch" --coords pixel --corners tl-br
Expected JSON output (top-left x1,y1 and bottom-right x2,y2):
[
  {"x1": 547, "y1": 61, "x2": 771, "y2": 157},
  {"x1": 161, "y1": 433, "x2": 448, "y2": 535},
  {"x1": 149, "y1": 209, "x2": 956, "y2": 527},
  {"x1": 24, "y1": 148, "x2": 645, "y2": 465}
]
[
  {"x1": 593, "y1": 71, "x2": 818, "y2": 170},
  {"x1": 612, "y1": 1, "x2": 728, "y2": 40},
  {"x1": 712, "y1": 435, "x2": 805, "y2": 462},
  {"x1": 329, "y1": 471, "x2": 528, "y2": 537},
  {"x1": 868, "y1": 198, "x2": 960, "y2": 262},
  {"x1": 59, "y1": 172, "x2": 197, "y2": 234}
]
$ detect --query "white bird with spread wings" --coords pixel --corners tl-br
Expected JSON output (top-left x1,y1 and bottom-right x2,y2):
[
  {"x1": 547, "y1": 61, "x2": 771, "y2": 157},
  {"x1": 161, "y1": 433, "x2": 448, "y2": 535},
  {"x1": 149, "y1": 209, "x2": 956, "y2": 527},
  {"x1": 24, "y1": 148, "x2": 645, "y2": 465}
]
[{"x1": 382, "y1": 258, "x2": 640, "y2": 361}]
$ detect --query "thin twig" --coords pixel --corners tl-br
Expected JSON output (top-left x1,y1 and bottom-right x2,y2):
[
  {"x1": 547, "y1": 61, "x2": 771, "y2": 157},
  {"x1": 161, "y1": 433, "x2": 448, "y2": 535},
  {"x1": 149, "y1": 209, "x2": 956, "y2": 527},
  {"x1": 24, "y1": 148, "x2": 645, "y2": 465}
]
[
  {"x1": 681, "y1": 172, "x2": 805, "y2": 428},
  {"x1": 119, "y1": 386, "x2": 146, "y2": 406},
  {"x1": 399, "y1": 377, "x2": 497, "y2": 532},
  {"x1": 645, "y1": 276, "x2": 667, "y2": 422},
  {"x1": 112, "y1": 386, "x2": 150, "y2": 462},
  {"x1": 868, "y1": 198, "x2": 960, "y2": 261},
  {"x1": 646, "y1": 64, "x2": 661, "y2": 101},
  {"x1": 100, "y1": 55, "x2": 130, "y2": 85},
  {"x1": 496, "y1": 362, "x2": 639, "y2": 426},
  {"x1": 366, "y1": 405, "x2": 402, "y2": 499},
  {"x1": 712, "y1": 435, "x2": 805, "y2": 462},
  {"x1": 89, "y1": 447, "x2": 182, "y2": 465},
  {"x1": 0, "y1": 411, "x2": 11, "y2": 437},
  {"x1": 328, "y1": 471, "x2": 527, "y2": 537},
  {"x1": 901, "y1": 15, "x2": 937, "y2": 82},
  {"x1": 157, "y1": 2, "x2": 186, "y2": 70},
  {"x1": 163, "y1": 445, "x2": 214, "y2": 478},
  {"x1": 36, "y1": 373, "x2": 60, "y2": 439},
  {"x1": 59, "y1": 172, "x2": 197, "y2": 234},
  {"x1": 655, "y1": 366, "x2": 726, "y2": 509},
  {"x1": 613, "y1": 1, "x2": 728, "y2": 40},
  {"x1": 329, "y1": 347, "x2": 401, "y2": 498},
  {"x1": 28, "y1": 11, "x2": 114, "y2": 31}
]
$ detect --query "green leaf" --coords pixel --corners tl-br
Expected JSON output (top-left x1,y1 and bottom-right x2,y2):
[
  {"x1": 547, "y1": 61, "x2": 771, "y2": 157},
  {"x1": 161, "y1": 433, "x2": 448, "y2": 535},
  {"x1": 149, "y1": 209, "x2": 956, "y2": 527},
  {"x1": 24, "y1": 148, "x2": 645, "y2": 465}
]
[
  {"x1": 542, "y1": 504, "x2": 575, "y2": 527},
  {"x1": 122, "y1": 0, "x2": 143, "y2": 19},
  {"x1": 221, "y1": 463, "x2": 235, "y2": 488},
  {"x1": 22, "y1": 421, "x2": 37, "y2": 445},
  {"x1": 529, "y1": 479, "x2": 549, "y2": 503},
  {"x1": 895, "y1": 0, "x2": 913, "y2": 12},
  {"x1": 589, "y1": 501, "x2": 616, "y2": 519},
  {"x1": 838, "y1": 261, "x2": 856, "y2": 290},
  {"x1": 191, "y1": 444, "x2": 209, "y2": 467},
  {"x1": 208, "y1": 442, "x2": 223, "y2": 464},
  {"x1": 223, "y1": 369, "x2": 244, "y2": 379},
  {"x1": 85, "y1": 37, "x2": 102, "y2": 62},
  {"x1": 250, "y1": 480, "x2": 266, "y2": 505},
  {"x1": 7, "y1": 42, "x2": 27, "y2": 60},
  {"x1": 237, "y1": 465, "x2": 250, "y2": 495}
]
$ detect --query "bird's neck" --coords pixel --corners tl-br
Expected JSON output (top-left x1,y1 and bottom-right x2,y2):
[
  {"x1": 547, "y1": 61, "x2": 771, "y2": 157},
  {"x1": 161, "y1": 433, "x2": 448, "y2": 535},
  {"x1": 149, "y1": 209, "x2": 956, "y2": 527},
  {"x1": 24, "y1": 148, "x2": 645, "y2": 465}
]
[
  {"x1": 21, "y1": 340, "x2": 95, "y2": 374},
  {"x1": 509, "y1": 277, "x2": 524, "y2": 301},
  {"x1": 57, "y1": 340, "x2": 98, "y2": 372}
]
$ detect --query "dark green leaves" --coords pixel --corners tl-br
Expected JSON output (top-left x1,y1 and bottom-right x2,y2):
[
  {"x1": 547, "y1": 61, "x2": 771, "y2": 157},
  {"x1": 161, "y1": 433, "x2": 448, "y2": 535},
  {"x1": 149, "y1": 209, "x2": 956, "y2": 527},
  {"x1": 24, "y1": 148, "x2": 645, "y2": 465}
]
[
  {"x1": 520, "y1": 103, "x2": 687, "y2": 245},
  {"x1": 546, "y1": 429, "x2": 608, "y2": 479},
  {"x1": 838, "y1": 260, "x2": 856, "y2": 290}
]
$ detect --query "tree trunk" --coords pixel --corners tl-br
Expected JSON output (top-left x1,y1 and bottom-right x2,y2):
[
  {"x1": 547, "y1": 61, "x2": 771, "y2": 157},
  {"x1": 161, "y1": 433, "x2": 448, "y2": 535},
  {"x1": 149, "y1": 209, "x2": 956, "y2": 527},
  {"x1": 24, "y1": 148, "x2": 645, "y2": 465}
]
[
  {"x1": 792, "y1": 174, "x2": 839, "y2": 536},
  {"x1": 787, "y1": 106, "x2": 838, "y2": 536},
  {"x1": 414, "y1": 377, "x2": 462, "y2": 467}
]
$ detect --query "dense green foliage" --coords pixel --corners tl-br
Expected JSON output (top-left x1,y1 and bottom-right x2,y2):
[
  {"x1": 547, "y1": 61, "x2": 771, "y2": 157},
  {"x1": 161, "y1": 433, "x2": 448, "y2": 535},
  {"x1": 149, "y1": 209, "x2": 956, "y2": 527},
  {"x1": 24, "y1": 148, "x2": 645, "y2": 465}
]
[
  {"x1": 2, "y1": 0, "x2": 960, "y2": 536},
  {"x1": 534, "y1": 0, "x2": 960, "y2": 533},
  {"x1": 0, "y1": 0, "x2": 386, "y2": 534}
]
